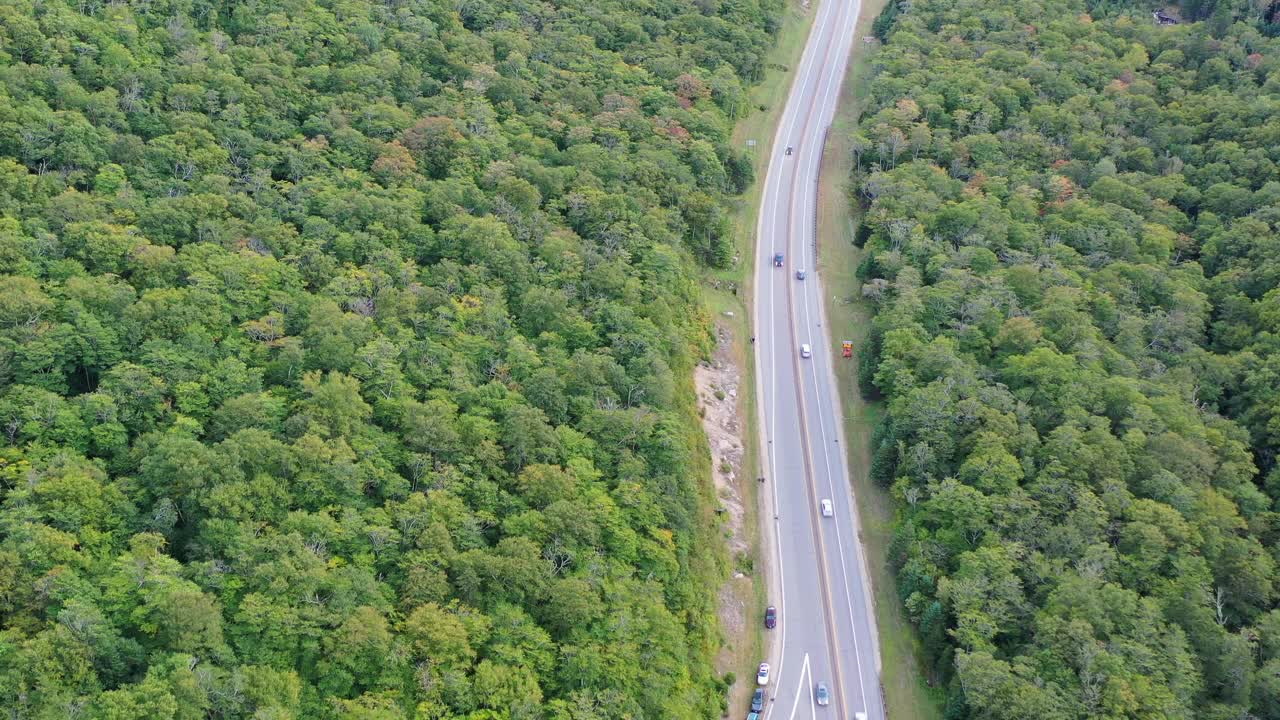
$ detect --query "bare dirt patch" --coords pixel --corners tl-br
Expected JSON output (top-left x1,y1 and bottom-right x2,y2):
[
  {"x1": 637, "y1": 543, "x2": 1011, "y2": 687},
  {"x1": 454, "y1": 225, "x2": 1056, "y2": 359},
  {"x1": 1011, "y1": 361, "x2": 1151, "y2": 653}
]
[
  {"x1": 698, "y1": 321, "x2": 755, "y2": 713},
  {"x1": 698, "y1": 326, "x2": 748, "y2": 558}
]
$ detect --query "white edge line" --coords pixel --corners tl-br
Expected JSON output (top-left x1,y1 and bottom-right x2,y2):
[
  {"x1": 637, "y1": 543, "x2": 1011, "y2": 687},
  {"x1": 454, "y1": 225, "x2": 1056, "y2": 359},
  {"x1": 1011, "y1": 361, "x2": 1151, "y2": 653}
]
[
  {"x1": 795, "y1": 0, "x2": 877, "y2": 715},
  {"x1": 755, "y1": 0, "x2": 846, "y2": 717}
]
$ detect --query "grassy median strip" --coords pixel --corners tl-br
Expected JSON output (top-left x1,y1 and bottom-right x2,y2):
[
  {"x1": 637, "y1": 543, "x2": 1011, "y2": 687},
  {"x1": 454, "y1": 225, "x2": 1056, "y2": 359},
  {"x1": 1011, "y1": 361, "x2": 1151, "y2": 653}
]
[{"x1": 815, "y1": 1, "x2": 947, "y2": 718}]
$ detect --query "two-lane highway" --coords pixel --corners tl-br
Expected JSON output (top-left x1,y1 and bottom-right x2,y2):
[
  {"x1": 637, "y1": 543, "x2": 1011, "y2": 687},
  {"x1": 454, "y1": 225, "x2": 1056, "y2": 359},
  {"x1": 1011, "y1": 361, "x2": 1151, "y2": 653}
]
[{"x1": 752, "y1": 0, "x2": 882, "y2": 718}]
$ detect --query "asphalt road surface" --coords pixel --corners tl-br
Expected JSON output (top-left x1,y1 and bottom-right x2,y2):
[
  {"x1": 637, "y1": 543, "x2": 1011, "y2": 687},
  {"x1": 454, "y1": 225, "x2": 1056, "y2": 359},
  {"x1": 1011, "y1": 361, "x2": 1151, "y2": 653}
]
[{"x1": 751, "y1": 0, "x2": 882, "y2": 718}]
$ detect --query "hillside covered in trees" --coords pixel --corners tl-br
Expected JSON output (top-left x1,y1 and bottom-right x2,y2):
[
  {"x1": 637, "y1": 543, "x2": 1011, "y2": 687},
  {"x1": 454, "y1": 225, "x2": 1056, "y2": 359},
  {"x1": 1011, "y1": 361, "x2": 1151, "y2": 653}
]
[
  {"x1": 856, "y1": 1, "x2": 1280, "y2": 718},
  {"x1": 0, "y1": 0, "x2": 782, "y2": 717}
]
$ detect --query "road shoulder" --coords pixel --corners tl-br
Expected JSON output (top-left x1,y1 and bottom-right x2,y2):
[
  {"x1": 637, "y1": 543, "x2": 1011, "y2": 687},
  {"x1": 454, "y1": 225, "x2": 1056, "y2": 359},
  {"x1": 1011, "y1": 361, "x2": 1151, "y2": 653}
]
[
  {"x1": 813, "y1": 0, "x2": 947, "y2": 717},
  {"x1": 706, "y1": 1, "x2": 821, "y2": 716}
]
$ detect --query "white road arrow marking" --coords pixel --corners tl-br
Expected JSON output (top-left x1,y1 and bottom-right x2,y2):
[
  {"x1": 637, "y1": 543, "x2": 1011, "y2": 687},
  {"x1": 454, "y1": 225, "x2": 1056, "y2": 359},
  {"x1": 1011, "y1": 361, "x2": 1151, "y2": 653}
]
[{"x1": 787, "y1": 653, "x2": 814, "y2": 720}]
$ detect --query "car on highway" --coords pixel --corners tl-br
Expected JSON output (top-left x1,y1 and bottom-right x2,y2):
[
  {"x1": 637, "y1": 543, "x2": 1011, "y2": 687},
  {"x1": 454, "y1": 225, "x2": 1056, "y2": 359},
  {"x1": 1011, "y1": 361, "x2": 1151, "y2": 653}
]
[
  {"x1": 800, "y1": 343, "x2": 812, "y2": 358},
  {"x1": 820, "y1": 498, "x2": 833, "y2": 517},
  {"x1": 815, "y1": 681, "x2": 829, "y2": 706},
  {"x1": 764, "y1": 605, "x2": 777, "y2": 629},
  {"x1": 773, "y1": 252, "x2": 784, "y2": 267},
  {"x1": 796, "y1": 268, "x2": 806, "y2": 280},
  {"x1": 756, "y1": 662, "x2": 770, "y2": 686},
  {"x1": 751, "y1": 688, "x2": 764, "y2": 712},
  {"x1": 747, "y1": 714, "x2": 760, "y2": 720}
]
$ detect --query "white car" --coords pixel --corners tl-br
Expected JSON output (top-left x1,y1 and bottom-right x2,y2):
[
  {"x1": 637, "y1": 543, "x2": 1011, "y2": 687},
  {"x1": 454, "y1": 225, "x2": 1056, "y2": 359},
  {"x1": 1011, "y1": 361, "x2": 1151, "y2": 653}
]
[
  {"x1": 800, "y1": 343, "x2": 812, "y2": 358},
  {"x1": 820, "y1": 498, "x2": 833, "y2": 517},
  {"x1": 756, "y1": 662, "x2": 770, "y2": 685},
  {"x1": 815, "y1": 681, "x2": 830, "y2": 706}
]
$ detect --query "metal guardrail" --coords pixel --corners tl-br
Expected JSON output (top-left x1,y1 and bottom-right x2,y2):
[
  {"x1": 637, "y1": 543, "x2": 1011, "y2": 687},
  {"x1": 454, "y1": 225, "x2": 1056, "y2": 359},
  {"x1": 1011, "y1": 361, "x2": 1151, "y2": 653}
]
[{"x1": 814, "y1": 124, "x2": 832, "y2": 263}]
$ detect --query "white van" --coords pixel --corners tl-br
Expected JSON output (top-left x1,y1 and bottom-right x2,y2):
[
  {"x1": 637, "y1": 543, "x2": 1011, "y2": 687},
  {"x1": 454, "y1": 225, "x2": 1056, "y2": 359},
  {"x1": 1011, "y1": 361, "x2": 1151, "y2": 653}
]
[{"x1": 800, "y1": 343, "x2": 812, "y2": 358}]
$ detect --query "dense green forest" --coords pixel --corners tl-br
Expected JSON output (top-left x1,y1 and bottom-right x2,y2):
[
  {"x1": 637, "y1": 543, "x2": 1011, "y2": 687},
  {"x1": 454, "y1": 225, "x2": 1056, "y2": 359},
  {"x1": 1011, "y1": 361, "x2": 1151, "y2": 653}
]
[
  {"x1": 857, "y1": 0, "x2": 1280, "y2": 718},
  {"x1": 0, "y1": 0, "x2": 782, "y2": 717}
]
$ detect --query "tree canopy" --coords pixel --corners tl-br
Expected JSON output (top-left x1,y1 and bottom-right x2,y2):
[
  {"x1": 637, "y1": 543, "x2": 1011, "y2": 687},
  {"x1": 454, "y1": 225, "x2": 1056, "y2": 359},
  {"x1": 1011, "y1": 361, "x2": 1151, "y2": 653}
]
[
  {"x1": 0, "y1": 0, "x2": 784, "y2": 716},
  {"x1": 858, "y1": 1, "x2": 1280, "y2": 718}
]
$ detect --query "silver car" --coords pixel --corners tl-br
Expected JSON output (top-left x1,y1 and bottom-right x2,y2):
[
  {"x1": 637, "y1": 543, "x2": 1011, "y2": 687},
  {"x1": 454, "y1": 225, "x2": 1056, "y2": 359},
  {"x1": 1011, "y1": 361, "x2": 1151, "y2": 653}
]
[{"x1": 815, "y1": 681, "x2": 829, "y2": 706}]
